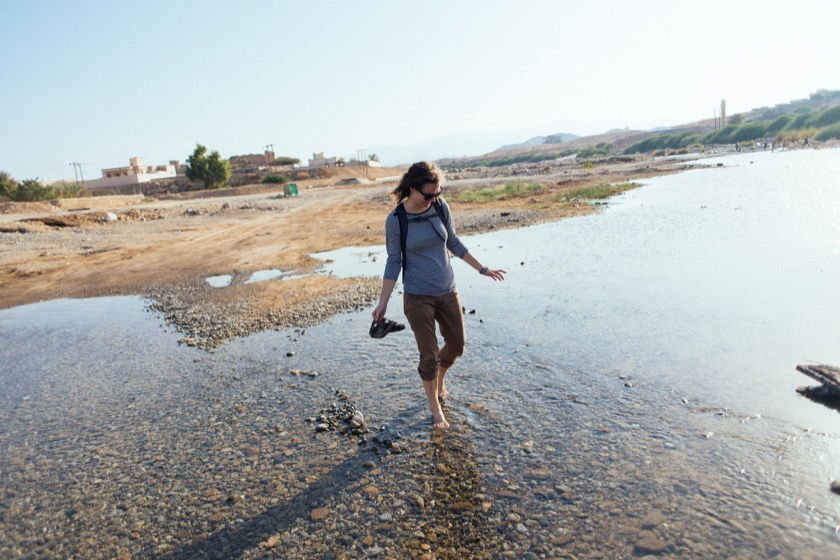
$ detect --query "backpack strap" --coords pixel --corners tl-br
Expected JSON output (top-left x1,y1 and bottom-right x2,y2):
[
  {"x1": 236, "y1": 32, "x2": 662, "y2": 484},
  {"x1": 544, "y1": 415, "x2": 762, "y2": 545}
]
[
  {"x1": 394, "y1": 203, "x2": 408, "y2": 278},
  {"x1": 433, "y1": 199, "x2": 452, "y2": 231},
  {"x1": 394, "y1": 200, "x2": 450, "y2": 279}
]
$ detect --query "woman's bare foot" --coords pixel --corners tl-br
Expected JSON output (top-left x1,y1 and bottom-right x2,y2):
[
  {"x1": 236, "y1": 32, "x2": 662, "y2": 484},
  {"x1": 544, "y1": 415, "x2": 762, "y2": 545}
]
[
  {"x1": 431, "y1": 408, "x2": 450, "y2": 429},
  {"x1": 437, "y1": 366, "x2": 449, "y2": 402},
  {"x1": 423, "y1": 378, "x2": 450, "y2": 428}
]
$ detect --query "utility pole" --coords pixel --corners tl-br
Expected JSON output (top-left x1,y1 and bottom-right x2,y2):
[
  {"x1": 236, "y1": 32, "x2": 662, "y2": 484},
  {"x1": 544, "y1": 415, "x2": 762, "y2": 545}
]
[
  {"x1": 264, "y1": 144, "x2": 275, "y2": 170},
  {"x1": 357, "y1": 148, "x2": 368, "y2": 175},
  {"x1": 70, "y1": 162, "x2": 86, "y2": 184}
]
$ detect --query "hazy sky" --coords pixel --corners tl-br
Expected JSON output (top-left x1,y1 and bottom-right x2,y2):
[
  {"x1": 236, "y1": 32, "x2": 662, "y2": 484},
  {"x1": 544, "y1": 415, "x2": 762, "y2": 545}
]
[{"x1": 2, "y1": 0, "x2": 838, "y2": 181}]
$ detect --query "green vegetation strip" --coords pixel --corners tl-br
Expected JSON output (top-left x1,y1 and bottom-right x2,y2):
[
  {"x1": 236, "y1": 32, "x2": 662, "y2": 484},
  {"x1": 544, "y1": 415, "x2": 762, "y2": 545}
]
[
  {"x1": 450, "y1": 182, "x2": 545, "y2": 203},
  {"x1": 624, "y1": 90, "x2": 840, "y2": 154},
  {"x1": 554, "y1": 182, "x2": 639, "y2": 201}
]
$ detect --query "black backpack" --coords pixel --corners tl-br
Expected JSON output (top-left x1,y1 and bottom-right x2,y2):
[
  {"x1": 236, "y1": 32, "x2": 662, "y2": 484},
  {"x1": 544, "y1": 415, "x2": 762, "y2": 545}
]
[{"x1": 393, "y1": 199, "x2": 451, "y2": 278}]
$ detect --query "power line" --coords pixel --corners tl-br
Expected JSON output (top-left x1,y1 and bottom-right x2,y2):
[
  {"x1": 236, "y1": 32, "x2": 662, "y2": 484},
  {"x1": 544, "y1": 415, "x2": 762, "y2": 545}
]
[
  {"x1": 264, "y1": 144, "x2": 275, "y2": 169},
  {"x1": 69, "y1": 162, "x2": 86, "y2": 184},
  {"x1": 356, "y1": 148, "x2": 368, "y2": 175}
]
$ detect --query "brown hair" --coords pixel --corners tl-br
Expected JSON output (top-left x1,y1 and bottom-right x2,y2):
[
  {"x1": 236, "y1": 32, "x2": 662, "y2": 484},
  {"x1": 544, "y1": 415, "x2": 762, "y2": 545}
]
[{"x1": 391, "y1": 161, "x2": 442, "y2": 203}]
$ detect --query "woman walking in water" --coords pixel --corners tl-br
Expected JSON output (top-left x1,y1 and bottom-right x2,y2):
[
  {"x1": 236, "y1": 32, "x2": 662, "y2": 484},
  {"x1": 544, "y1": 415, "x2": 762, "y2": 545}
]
[{"x1": 372, "y1": 161, "x2": 506, "y2": 428}]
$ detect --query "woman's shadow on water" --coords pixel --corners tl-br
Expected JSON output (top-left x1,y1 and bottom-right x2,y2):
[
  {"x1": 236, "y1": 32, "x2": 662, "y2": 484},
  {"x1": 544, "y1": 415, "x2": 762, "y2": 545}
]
[{"x1": 159, "y1": 405, "x2": 488, "y2": 559}]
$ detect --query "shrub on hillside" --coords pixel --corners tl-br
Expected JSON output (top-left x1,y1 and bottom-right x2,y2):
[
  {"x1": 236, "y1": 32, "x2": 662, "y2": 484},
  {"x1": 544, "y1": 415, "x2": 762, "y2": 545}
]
[
  {"x1": 678, "y1": 134, "x2": 703, "y2": 148},
  {"x1": 576, "y1": 146, "x2": 609, "y2": 158},
  {"x1": 784, "y1": 113, "x2": 815, "y2": 131},
  {"x1": 775, "y1": 128, "x2": 817, "y2": 143},
  {"x1": 262, "y1": 174, "x2": 289, "y2": 185},
  {"x1": 703, "y1": 124, "x2": 740, "y2": 144},
  {"x1": 813, "y1": 106, "x2": 840, "y2": 128},
  {"x1": 766, "y1": 115, "x2": 792, "y2": 134},
  {"x1": 815, "y1": 124, "x2": 840, "y2": 141},
  {"x1": 731, "y1": 122, "x2": 769, "y2": 143}
]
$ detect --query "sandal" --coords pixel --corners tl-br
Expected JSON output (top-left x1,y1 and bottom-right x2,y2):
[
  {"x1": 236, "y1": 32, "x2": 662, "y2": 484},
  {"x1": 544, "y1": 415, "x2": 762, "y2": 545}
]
[{"x1": 369, "y1": 318, "x2": 405, "y2": 339}]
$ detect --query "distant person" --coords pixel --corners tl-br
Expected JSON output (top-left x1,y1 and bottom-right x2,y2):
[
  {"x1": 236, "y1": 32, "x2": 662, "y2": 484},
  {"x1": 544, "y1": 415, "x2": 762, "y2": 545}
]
[
  {"x1": 372, "y1": 161, "x2": 506, "y2": 429},
  {"x1": 803, "y1": 137, "x2": 810, "y2": 148}
]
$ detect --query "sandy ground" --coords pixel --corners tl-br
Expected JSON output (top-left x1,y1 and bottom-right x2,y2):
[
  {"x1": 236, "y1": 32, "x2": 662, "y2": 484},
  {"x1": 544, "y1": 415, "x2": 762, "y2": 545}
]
[{"x1": 0, "y1": 156, "x2": 700, "y2": 342}]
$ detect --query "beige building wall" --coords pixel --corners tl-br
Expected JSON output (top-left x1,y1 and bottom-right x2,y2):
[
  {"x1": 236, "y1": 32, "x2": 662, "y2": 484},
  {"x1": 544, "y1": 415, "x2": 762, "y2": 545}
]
[{"x1": 87, "y1": 157, "x2": 177, "y2": 190}]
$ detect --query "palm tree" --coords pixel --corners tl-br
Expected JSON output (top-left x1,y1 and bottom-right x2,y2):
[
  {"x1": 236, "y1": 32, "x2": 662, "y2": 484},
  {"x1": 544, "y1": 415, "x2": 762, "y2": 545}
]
[{"x1": 0, "y1": 171, "x2": 17, "y2": 198}]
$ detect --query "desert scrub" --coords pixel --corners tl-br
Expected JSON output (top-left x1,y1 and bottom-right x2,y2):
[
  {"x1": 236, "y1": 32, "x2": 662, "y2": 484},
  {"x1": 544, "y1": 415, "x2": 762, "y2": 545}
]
[
  {"x1": 815, "y1": 123, "x2": 840, "y2": 141},
  {"x1": 450, "y1": 182, "x2": 545, "y2": 203},
  {"x1": 775, "y1": 128, "x2": 817, "y2": 143},
  {"x1": 553, "y1": 182, "x2": 639, "y2": 202},
  {"x1": 262, "y1": 174, "x2": 289, "y2": 184}
]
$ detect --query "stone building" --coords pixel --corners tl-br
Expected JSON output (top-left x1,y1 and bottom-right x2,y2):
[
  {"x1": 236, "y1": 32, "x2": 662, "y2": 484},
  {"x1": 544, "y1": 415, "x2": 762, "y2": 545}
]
[
  {"x1": 85, "y1": 157, "x2": 179, "y2": 190},
  {"x1": 307, "y1": 152, "x2": 337, "y2": 169}
]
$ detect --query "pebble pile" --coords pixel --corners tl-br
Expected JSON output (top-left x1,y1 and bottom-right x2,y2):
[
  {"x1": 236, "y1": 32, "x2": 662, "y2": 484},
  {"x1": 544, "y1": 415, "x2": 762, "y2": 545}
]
[{"x1": 145, "y1": 277, "x2": 380, "y2": 349}]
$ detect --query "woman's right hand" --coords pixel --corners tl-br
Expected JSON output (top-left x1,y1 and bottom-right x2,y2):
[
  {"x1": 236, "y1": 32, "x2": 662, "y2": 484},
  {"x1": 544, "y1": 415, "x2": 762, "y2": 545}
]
[{"x1": 372, "y1": 301, "x2": 387, "y2": 322}]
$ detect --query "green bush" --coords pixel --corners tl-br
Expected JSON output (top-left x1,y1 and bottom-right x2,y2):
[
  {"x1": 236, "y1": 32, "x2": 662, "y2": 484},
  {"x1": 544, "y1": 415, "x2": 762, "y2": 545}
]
[
  {"x1": 705, "y1": 123, "x2": 751, "y2": 144},
  {"x1": 624, "y1": 132, "x2": 699, "y2": 154},
  {"x1": 450, "y1": 182, "x2": 544, "y2": 203},
  {"x1": 0, "y1": 171, "x2": 16, "y2": 199},
  {"x1": 766, "y1": 115, "x2": 792, "y2": 134},
  {"x1": 262, "y1": 174, "x2": 289, "y2": 184},
  {"x1": 555, "y1": 182, "x2": 639, "y2": 201},
  {"x1": 678, "y1": 134, "x2": 703, "y2": 148},
  {"x1": 784, "y1": 113, "x2": 814, "y2": 130},
  {"x1": 11, "y1": 179, "x2": 56, "y2": 201},
  {"x1": 576, "y1": 146, "x2": 609, "y2": 158},
  {"x1": 186, "y1": 144, "x2": 231, "y2": 189},
  {"x1": 727, "y1": 114, "x2": 744, "y2": 125},
  {"x1": 813, "y1": 106, "x2": 840, "y2": 128},
  {"x1": 54, "y1": 183, "x2": 89, "y2": 199},
  {"x1": 731, "y1": 122, "x2": 769, "y2": 143},
  {"x1": 815, "y1": 123, "x2": 840, "y2": 141},
  {"x1": 810, "y1": 89, "x2": 840, "y2": 101}
]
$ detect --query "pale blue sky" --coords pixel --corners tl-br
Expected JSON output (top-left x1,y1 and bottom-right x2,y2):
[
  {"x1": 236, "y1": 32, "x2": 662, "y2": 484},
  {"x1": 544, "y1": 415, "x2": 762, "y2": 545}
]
[{"x1": 2, "y1": 0, "x2": 838, "y2": 181}]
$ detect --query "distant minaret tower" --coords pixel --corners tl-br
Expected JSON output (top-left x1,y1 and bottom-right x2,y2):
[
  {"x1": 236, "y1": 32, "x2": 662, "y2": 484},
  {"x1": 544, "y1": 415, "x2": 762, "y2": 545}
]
[{"x1": 720, "y1": 99, "x2": 726, "y2": 127}]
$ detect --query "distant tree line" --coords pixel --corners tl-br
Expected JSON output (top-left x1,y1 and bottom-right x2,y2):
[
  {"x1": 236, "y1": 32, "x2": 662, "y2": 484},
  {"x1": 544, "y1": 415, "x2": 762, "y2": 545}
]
[
  {"x1": 624, "y1": 95, "x2": 840, "y2": 155},
  {"x1": 3, "y1": 144, "x2": 306, "y2": 203},
  {"x1": 0, "y1": 171, "x2": 88, "y2": 202}
]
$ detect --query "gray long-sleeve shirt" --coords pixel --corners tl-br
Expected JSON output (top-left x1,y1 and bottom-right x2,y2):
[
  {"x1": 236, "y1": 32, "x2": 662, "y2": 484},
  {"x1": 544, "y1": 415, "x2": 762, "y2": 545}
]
[{"x1": 383, "y1": 199, "x2": 469, "y2": 297}]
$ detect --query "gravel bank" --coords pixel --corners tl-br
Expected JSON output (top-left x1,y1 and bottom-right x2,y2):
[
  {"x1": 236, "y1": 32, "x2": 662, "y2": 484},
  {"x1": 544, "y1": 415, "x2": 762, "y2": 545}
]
[{"x1": 145, "y1": 276, "x2": 381, "y2": 350}]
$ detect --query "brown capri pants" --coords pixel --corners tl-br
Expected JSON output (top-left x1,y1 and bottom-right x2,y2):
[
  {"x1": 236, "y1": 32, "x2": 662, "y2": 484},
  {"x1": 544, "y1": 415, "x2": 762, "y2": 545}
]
[{"x1": 403, "y1": 290, "x2": 466, "y2": 381}]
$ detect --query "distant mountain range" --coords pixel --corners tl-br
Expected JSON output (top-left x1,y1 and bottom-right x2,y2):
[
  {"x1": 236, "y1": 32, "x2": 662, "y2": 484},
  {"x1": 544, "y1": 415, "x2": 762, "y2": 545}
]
[
  {"x1": 494, "y1": 132, "x2": 579, "y2": 152},
  {"x1": 372, "y1": 130, "x2": 583, "y2": 167},
  {"x1": 372, "y1": 89, "x2": 840, "y2": 166}
]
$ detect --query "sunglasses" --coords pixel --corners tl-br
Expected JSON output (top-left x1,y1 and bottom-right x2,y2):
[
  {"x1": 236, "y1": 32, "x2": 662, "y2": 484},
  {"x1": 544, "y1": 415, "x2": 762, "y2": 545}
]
[{"x1": 419, "y1": 187, "x2": 443, "y2": 201}]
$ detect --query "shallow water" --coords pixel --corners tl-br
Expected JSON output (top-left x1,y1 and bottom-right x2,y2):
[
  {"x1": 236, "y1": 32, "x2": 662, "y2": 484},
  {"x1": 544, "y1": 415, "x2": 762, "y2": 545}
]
[{"x1": 2, "y1": 148, "x2": 840, "y2": 558}]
